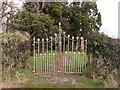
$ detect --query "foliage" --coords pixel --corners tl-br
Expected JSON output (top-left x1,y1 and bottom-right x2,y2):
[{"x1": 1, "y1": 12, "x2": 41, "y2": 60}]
[
  {"x1": 8, "y1": 2, "x2": 102, "y2": 38},
  {"x1": 43, "y1": 4, "x2": 62, "y2": 19},
  {"x1": 1, "y1": 31, "x2": 30, "y2": 80},
  {"x1": 82, "y1": 67, "x2": 94, "y2": 77},
  {"x1": 69, "y1": 2, "x2": 101, "y2": 37},
  {"x1": 56, "y1": 2, "x2": 102, "y2": 37},
  {"x1": 9, "y1": 12, "x2": 58, "y2": 39},
  {"x1": 87, "y1": 31, "x2": 109, "y2": 53},
  {"x1": 86, "y1": 31, "x2": 120, "y2": 85},
  {"x1": 23, "y1": 2, "x2": 102, "y2": 37},
  {"x1": 50, "y1": 9, "x2": 62, "y2": 18},
  {"x1": 24, "y1": 2, "x2": 43, "y2": 13},
  {"x1": 107, "y1": 69, "x2": 119, "y2": 87}
]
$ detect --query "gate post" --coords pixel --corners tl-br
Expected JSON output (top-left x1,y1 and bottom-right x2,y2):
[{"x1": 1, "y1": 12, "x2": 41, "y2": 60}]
[
  {"x1": 81, "y1": 37, "x2": 84, "y2": 54},
  {"x1": 85, "y1": 39, "x2": 87, "y2": 54},
  {"x1": 57, "y1": 22, "x2": 62, "y2": 72},
  {"x1": 59, "y1": 22, "x2": 62, "y2": 53}
]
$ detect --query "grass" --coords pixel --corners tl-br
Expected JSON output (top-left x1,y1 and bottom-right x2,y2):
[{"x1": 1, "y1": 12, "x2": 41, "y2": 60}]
[
  {"x1": 16, "y1": 73, "x2": 104, "y2": 88},
  {"x1": 2, "y1": 52, "x2": 105, "y2": 88},
  {"x1": 22, "y1": 52, "x2": 103, "y2": 88},
  {"x1": 64, "y1": 52, "x2": 88, "y2": 72},
  {"x1": 2, "y1": 68, "x2": 33, "y2": 88},
  {"x1": 81, "y1": 78, "x2": 104, "y2": 88},
  {"x1": 30, "y1": 51, "x2": 88, "y2": 73},
  {"x1": 2, "y1": 51, "x2": 105, "y2": 88}
]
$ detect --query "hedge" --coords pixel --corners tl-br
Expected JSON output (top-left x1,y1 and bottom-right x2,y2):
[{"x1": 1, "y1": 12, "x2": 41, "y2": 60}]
[{"x1": 1, "y1": 31, "x2": 30, "y2": 74}]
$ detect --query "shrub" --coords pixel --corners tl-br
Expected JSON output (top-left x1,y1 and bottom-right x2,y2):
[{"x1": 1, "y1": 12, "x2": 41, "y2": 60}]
[
  {"x1": 82, "y1": 67, "x2": 94, "y2": 77},
  {"x1": 1, "y1": 31, "x2": 30, "y2": 79}
]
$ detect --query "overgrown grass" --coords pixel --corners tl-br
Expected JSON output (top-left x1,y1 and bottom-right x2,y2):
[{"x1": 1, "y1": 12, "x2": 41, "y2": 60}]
[
  {"x1": 82, "y1": 67, "x2": 94, "y2": 77},
  {"x1": 18, "y1": 69, "x2": 33, "y2": 78},
  {"x1": 81, "y1": 78, "x2": 104, "y2": 88}
]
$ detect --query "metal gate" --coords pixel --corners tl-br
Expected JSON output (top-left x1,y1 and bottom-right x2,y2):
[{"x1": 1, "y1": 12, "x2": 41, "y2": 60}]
[{"x1": 32, "y1": 23, "x2": 88, "y2": 74}]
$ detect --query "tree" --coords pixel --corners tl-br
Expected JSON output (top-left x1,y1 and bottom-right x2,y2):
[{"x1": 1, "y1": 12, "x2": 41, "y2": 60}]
[
  {"x1": 0, "y1": 1, "x2": 22, "y2": 32},
  {"x1": 21, "y1": 2, "x2": 102, "y2": 38},
  {"x1": 67, "y1": 2, "x2": 102, "y2": 37},
  {"x1": 23, "y1": 2, "x2": 45, "y2": 13},
  {"x1": 43, "y1": 2, "x2": 102, "y2": 37},
  {"x1": 9, "y1": 11, "x2": 58, "y2": 39},
  {"x1": 8, "y1": 1, "x2": 102, "y2": 39},
  {"x1": 43, "y1": 4, "x2": 62, "y2": 19}
]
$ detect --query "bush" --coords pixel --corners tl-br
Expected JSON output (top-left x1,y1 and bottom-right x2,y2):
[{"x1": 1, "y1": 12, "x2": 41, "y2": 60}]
[
  {"x1": 87, "y1": 32, "x2": 120, "y2": 87},
  {"x1": 1, "y1": 31, "x2": 30, "y2": 76},
  {"x1": 82, "y1": 67, "x2": 94, "y2": 77}
]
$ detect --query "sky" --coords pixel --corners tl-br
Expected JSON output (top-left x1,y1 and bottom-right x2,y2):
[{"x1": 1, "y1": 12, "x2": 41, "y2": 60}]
[{"x1": 96, "y1": 0, "x2": 119, "y2": 38}]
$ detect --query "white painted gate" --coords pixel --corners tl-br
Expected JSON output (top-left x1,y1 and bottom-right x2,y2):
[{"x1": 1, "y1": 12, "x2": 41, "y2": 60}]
[{"x1": 32, "y1": 32, "x2": 88, "y2": 74}]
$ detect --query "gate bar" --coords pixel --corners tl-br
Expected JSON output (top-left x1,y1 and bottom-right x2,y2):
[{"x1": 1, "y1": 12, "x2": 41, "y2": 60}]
[
  {"x1": 33, "y1": 37, "x2": 36, "y2": 73},
  {"x1": 72, "y1": 36, "x2": 74, "y2": 72}
]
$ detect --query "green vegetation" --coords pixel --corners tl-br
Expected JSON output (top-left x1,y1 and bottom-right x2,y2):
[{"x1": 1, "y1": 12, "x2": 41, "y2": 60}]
[
  {"x1": 82, "y1": 67, "x2": 94, "y2": 77},
  {"x1": 64, "y1": 53, "x2": 88, "y2": 72},
  {"x1": 2, "y1": 1, "x2": 120, "y2": 88},
  {"x1": 9, "y1": 12, "x2": 58, "y2": 39},
  {"x1": 81, "y1": 79, "x2": 103, "y2": 88},
  {"x1": 29, "y1": 51, "x2": 88, "y2": 73},
  {"x1": 2, "y1": 55, "x2": 103, "y2": 88},
  {"x1": 87, "y1": 31, "x2": 120, "y2": 83},
  {"x1": 15, "y1": 72, "x2": 104, "y2": 88},
  {"x1": 9, "y1": 2, "x2": 102, "y2": 38},
  {"x1": 1, "y1": 31, "x2": 30, "y2": 81}
]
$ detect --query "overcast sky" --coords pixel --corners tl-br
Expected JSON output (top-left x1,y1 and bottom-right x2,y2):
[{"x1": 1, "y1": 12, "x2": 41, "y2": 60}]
[{"x1": 96, "y1": 0, "x2": 119, "y2": 38}]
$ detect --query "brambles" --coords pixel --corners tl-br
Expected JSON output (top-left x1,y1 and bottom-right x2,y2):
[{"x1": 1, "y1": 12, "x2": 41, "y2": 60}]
[{"x1": 1, "y1": 31, "x2": 30, "y2": 81}]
